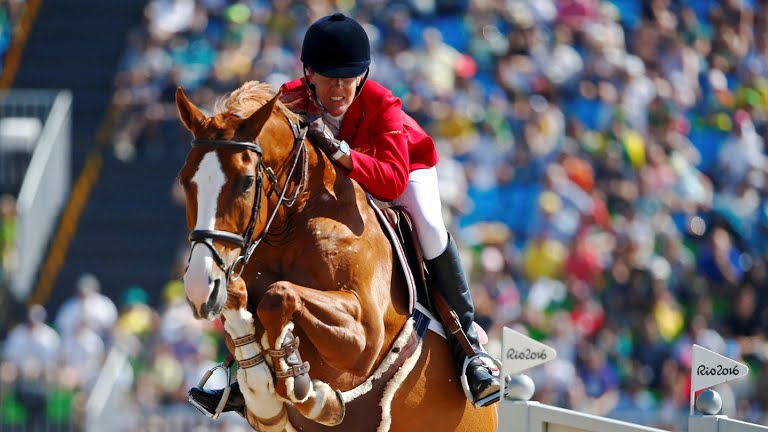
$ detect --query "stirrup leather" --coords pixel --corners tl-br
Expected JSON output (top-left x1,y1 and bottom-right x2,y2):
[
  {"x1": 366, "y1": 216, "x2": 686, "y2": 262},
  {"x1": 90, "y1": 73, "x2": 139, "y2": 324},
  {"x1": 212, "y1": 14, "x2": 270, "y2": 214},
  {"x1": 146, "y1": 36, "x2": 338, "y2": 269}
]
[
  {"x1": 459, "y1": 352, "x2": 503, "y2": 408},
  {"x1": 188, "y1": 359, "x2": 233, "y2": 419}
]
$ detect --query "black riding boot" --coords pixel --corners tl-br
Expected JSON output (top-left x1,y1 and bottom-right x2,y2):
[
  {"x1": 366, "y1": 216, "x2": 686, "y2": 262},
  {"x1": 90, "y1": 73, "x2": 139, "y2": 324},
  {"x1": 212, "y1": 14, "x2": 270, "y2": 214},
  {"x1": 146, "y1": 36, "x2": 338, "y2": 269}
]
[
  {"x1": 425, "y1": 234, "x2": 501, "y2": 406},
  {"x1": 188, "y1": 381, "x2": 246, "y2": 417}
]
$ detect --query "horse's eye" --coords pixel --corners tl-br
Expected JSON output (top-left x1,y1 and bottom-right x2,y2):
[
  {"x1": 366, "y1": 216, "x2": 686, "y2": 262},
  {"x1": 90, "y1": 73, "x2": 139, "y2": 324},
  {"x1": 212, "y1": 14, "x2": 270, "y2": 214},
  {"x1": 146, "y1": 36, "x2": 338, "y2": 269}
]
[{"x1": 242, "y1": 175, "x2": 255, "y2": 193}]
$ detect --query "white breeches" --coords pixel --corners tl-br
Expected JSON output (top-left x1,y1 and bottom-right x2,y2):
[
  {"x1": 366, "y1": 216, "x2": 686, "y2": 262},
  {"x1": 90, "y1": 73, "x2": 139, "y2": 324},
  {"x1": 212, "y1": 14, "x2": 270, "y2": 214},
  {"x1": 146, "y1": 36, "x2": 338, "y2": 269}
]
[{"x1": 389, "y1": 167, "x2": 449, "y2": 260}]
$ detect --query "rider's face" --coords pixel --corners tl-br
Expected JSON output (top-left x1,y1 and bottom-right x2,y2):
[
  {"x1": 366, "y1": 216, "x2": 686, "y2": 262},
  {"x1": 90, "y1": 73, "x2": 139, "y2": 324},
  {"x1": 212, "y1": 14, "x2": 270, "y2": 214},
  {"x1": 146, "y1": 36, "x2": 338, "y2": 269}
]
[{"x1": 308, "y1": 70, "x2": 361, "y2": 117}]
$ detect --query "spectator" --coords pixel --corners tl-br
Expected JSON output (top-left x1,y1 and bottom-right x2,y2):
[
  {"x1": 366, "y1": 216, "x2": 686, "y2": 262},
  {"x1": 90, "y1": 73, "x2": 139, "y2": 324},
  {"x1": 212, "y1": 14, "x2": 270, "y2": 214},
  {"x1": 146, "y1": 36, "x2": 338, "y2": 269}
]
[
  {"x1": 696, "y1": 224, "x2": 747, "y2": 289},
  {"x1": 572, "y1": 342, "x2": 620, "y2": 416},
  {"x1": 58, "y1": 319, "x2": 105, "y2": 389},
  {"x1": 2, "y1": 304, "x2": 60, "y2": 369},
  {"x1": 54, "y1": 272, "x2": 118, "y2": 341},
  {"x1": 631, "y1": 317, "x2": 671, "y2": 390},
  {"x1": 2, "y1": 304, "x2": 60, "y2": 431},
  {"x1": 722, "y1": 285, "x2": 765, "y2": 358},
  {"x1": 717, "y1": 111, "x2": 766, "y2": 192}
]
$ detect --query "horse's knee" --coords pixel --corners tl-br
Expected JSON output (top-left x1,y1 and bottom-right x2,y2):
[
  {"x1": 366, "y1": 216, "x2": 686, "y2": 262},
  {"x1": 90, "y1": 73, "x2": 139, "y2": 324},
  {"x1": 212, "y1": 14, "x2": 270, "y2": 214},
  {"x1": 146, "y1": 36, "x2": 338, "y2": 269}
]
[
  {"x1": 225, "y1": 277, "x2": 248, "y2": 310},
  {"x1": 257, "y1": 282, "x2": 302, "y2": 320}
]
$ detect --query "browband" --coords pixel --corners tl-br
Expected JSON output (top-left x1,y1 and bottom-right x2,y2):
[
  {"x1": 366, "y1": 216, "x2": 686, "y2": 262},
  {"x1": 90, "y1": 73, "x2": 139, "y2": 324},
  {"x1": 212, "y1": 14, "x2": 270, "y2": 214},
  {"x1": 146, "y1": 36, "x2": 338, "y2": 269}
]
[{"x1": 192, "y1": 138, "x2": 262, "y2": 154}]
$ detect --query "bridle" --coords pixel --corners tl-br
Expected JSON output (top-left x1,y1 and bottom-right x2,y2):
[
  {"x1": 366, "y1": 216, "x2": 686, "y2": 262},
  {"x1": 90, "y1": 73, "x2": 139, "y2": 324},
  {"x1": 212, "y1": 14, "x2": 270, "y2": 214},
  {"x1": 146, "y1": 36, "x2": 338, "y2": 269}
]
[{"x1": 187, "y1": 119, "x2": 308, "y2": 284}]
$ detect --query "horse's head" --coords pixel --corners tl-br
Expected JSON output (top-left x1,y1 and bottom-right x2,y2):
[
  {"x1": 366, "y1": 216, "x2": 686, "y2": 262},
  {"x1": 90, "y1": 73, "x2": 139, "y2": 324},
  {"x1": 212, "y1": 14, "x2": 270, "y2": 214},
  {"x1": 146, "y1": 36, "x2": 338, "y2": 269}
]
[{"x1": 175, "y1": 83, "x2": 303, "y2": 319}]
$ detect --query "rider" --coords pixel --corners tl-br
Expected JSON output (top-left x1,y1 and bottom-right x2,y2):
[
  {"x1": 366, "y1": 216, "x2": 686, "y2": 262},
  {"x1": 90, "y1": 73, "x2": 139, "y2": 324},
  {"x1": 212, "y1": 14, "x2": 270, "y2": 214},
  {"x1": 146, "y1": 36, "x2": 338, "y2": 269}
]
[{"x1": 188, "y1": 12, "x2": 502, "y2": 415}]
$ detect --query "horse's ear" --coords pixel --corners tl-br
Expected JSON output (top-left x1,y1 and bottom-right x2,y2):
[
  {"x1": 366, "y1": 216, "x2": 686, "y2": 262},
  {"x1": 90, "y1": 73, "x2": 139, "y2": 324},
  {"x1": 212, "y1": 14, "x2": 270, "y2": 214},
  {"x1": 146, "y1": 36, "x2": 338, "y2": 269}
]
[
  {"x1": 238, "y1": 91, "x2": 281, "y2": 141},
  {"x1": 176, "y1": 86, "x2": 206, "y2": 132}
]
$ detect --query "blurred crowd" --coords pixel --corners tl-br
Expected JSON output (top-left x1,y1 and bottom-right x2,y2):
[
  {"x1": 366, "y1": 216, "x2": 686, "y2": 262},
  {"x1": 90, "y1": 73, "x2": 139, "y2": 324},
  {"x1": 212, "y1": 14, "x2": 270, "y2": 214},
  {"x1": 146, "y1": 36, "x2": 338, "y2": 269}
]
[
  {"x1": 4, "y1": 0, "x2": 768, "y2": 430},
  {"x1": 0, "y1": 274, "x2": 250, "y2": 431}
]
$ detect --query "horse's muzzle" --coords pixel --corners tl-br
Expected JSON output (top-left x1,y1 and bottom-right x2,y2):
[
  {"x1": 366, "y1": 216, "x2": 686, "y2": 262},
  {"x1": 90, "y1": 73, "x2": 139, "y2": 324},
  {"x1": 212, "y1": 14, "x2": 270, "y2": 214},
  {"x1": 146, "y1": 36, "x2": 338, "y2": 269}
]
[{"x1": 187, "y1": 276, "x2": 225, "y2": 320}]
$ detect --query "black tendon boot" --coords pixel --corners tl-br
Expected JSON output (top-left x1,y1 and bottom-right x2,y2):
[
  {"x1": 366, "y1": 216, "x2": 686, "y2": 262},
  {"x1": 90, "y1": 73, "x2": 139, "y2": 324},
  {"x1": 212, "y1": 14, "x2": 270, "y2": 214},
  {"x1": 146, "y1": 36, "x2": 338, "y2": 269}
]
[
  {"x1": 188, "y1": 380, "x2": 246, "y2": 418},
  {"x1": 425, "y1": 234, "x2": 502, "y2": 406}
]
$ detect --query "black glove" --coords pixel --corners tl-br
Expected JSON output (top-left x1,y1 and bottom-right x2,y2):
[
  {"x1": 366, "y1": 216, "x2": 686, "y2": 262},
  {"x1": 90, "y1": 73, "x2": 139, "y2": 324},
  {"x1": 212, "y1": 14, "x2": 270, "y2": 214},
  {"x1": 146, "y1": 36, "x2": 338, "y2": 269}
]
[{"x1": 307, "y1": 116, "x2": 341, "y2": 157}]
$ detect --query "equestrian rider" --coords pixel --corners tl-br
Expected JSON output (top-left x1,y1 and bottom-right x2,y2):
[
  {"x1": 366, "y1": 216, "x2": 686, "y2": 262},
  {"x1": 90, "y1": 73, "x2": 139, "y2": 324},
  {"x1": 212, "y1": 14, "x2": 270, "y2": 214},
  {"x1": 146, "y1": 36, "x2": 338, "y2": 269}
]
[{"x1": 188, "y1": 12, "x2": 502, "y2": 415}]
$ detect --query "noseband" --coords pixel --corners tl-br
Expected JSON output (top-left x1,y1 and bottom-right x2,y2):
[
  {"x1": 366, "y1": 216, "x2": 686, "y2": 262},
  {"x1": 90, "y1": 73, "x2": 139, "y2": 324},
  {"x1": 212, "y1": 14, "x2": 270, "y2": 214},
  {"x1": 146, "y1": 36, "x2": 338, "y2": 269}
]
[{"x1": 188, "y1": 120, "x2": 308, "y2": 283}]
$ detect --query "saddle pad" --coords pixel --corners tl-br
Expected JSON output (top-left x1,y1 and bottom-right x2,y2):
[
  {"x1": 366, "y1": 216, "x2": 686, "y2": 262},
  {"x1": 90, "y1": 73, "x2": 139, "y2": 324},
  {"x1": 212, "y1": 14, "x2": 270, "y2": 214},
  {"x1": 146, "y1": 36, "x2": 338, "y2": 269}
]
[
  {"x1": 368, "y1": 196, "x2": 492, "y2": 346},
  {"x1": 367, "y1": 196, "x2": 418, "y2": 312},
  {"x1": 367, "y1": 196, "x2": 447, "y2": 338}
]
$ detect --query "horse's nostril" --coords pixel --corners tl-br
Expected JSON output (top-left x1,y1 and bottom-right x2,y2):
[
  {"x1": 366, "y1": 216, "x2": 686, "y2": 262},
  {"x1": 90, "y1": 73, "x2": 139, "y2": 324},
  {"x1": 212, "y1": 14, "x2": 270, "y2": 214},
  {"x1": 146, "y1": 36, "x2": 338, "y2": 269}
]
[{"x1": 208, "y1": 278, "x2": 221, "y2": 308}]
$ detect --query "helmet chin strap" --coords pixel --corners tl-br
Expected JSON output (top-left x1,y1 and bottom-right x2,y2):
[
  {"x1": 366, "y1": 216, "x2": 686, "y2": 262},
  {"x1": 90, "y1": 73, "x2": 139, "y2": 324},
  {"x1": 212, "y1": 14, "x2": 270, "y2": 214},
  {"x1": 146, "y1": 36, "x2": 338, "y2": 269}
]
[
  {"x1": 355, "y1": 68, "x2": 370, "y2": 96},
  {"x1": 303, "y1": 66, "x2": 316, "y2": 94},
  {"x1": 303, "y1": 66, "x2": 324, "y2": 111}
]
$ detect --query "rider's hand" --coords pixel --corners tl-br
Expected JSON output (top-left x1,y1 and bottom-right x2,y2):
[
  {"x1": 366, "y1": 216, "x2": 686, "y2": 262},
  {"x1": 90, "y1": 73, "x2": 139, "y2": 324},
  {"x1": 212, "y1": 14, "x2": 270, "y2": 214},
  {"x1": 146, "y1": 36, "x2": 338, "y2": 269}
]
[{"x1": 307, "y1": 116, "x2": 341, "y2": 157}]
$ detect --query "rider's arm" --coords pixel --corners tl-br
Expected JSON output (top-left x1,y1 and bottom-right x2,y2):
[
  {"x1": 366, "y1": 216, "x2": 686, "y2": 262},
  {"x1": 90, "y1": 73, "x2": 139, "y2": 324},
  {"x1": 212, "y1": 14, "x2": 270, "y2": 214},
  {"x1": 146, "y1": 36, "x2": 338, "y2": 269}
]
[{"x1": 346, "y1": 96, "x2": 410, "y2": 202}]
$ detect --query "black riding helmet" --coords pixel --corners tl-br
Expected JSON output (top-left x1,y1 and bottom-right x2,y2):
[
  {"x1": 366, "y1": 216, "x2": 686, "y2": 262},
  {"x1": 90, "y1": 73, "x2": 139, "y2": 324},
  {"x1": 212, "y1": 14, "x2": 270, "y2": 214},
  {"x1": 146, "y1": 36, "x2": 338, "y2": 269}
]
[
  {"x1": 302, "y1": 13, "x2": 370, "y2": 77},
  {"x1": 301, "y1": 13, "x2": 370, "y2": 97}
]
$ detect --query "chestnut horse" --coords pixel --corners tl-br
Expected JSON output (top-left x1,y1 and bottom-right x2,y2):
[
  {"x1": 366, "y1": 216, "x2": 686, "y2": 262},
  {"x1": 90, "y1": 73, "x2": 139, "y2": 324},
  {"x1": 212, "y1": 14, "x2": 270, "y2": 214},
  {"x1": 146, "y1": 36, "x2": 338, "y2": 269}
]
[{"x1": 176, "y1": 81, "x2": 497, "y2": 432}]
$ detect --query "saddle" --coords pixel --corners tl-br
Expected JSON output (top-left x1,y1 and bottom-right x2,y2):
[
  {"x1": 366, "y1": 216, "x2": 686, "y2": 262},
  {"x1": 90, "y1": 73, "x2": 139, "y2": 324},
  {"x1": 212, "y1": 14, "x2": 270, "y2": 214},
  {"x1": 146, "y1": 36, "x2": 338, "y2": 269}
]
[
  {"x1": 379, "y1": 205, "x2": 477, "y2": 355},
  {"x1": 382, "y1": 206, "x2": 431, "y2": 310}
]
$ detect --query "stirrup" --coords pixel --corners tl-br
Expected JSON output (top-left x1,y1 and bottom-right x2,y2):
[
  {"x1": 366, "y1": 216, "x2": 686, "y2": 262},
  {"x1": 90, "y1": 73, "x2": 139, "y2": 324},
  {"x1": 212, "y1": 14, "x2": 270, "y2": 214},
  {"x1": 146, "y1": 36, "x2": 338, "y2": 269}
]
[
  {"x1": 188, "y1": 361, "x2": 233, "y2": 419},
  {"x1": 459, "y1": 352, "x2": 503, "y2": 408}
]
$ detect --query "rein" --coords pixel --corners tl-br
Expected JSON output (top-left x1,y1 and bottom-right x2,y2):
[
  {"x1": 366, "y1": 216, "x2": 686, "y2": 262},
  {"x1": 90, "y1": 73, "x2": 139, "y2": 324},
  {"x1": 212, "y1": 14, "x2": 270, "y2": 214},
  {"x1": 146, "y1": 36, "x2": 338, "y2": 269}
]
[{"x1": 187, "y1": 119, "x2": 308, "y2": 283}]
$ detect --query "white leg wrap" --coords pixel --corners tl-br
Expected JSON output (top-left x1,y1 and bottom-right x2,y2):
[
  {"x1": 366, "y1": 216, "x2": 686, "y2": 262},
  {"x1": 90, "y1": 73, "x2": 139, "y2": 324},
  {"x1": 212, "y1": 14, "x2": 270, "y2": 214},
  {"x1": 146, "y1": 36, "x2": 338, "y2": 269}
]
[{"x1": 222, "y1": 308, "x2": 283, "y2": 420}]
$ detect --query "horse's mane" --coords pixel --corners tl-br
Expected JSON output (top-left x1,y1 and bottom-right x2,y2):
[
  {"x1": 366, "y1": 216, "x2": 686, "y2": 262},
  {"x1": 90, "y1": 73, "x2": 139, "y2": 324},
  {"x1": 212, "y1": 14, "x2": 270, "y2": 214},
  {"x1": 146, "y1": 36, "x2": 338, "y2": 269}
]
[{"x1": 215, "y1": 80, "x2": 301, "y2": 124}]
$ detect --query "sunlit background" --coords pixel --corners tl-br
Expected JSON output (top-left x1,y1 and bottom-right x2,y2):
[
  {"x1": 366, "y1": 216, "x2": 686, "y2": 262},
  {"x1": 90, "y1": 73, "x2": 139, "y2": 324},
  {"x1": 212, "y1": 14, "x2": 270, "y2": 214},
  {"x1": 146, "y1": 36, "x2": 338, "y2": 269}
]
[{"x1": 2, "y1": 0, "x2": 768, "y2": 431}]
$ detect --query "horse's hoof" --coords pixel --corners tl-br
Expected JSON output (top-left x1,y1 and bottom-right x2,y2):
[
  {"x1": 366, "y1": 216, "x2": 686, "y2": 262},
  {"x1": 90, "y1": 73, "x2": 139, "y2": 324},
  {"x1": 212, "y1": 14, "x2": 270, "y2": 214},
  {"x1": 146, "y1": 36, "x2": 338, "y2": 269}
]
[{"x1": 308, "y1": 385, "x2": 346, "y2": 426}]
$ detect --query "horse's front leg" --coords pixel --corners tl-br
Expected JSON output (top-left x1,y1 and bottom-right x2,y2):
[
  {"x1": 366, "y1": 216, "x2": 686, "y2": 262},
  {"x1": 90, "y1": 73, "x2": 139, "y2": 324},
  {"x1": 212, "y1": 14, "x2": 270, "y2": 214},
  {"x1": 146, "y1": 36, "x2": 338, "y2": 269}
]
[
  {"x1": 257, "y1": 281, "x2": 384, "y2": 426},
  {"x1": 221, "y1": 279, "x2": 290, "y2": 431}
]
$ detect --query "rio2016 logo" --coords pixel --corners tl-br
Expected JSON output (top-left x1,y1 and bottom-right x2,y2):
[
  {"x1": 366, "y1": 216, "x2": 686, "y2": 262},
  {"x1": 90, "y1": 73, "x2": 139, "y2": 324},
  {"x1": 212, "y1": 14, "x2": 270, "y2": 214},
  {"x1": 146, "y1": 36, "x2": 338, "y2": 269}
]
[
  {"x1": 506, "y1": 348, "x2": 548, "y2": 361},
  {"x1": 696, "y1": 364, "x2": 740, "y2": 376}
]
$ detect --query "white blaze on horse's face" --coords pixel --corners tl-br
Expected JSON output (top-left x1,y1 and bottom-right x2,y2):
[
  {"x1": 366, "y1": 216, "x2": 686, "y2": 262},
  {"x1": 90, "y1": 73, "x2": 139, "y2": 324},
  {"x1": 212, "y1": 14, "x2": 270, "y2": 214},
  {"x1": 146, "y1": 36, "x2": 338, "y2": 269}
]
[{"x1": 184, "y1": 152, "x2": 228, "y2": 319}]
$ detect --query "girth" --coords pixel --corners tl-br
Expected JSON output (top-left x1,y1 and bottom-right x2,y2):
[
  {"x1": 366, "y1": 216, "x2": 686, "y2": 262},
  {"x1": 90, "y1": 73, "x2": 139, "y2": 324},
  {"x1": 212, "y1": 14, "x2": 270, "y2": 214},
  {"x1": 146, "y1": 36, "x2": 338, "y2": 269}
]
[{"x1": 284, "y1": 323, "x2": 420, "y2": 432}]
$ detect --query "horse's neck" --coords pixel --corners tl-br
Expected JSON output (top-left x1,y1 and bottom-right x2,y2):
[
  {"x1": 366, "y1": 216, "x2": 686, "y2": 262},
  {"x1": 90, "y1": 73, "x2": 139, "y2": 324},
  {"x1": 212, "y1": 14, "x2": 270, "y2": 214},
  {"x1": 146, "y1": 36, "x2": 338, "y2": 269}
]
[
  {"x1": 299, "y1": 148, "x2": 363, "y2": 215},
  {"x1": 245, "y1": 156, "x2": 357, "y2": 269},
  {"x1": 249, "y1": 165, "x2": 386, "y2": 278}
]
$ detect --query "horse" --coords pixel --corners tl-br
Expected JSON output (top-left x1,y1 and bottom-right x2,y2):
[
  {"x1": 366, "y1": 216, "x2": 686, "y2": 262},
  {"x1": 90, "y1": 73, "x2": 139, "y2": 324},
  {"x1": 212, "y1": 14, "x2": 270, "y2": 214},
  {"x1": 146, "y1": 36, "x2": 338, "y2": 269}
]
[{"x1": 175, "y1": 80, "x2": 498, "y2": 432}]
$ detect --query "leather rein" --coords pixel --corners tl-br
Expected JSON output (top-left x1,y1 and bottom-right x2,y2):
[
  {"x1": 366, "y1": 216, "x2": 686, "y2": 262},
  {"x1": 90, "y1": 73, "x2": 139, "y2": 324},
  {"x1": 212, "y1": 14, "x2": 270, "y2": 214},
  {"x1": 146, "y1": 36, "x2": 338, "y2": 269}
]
[{"x1": 187, "y1": 120, "x2": 308, "y2": 284}]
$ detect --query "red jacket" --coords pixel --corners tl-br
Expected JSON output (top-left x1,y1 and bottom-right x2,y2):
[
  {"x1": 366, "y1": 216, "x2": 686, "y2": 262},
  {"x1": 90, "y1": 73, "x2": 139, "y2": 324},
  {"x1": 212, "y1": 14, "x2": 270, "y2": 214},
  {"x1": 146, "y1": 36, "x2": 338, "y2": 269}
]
[{"x1": 280, "y1": 78, "x2": 439, "y2": 201}]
